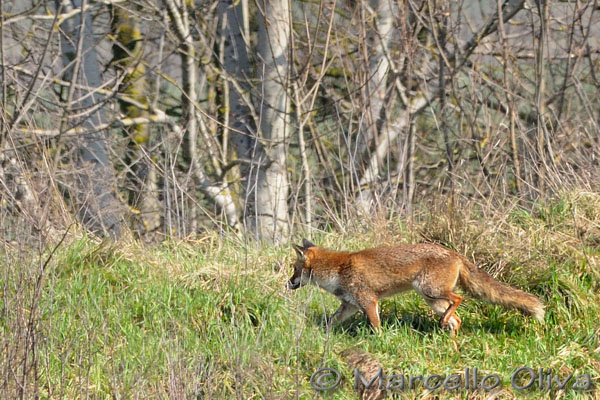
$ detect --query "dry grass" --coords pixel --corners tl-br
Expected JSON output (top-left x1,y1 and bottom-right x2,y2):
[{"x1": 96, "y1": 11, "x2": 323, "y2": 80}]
[{"x1": 1, "y1": 190, "x2": 599, "y2": 398}]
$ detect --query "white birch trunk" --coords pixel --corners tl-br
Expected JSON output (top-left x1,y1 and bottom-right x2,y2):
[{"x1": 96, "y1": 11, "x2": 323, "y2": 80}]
[
  {"x1": 255, "y1": 0, "x2": 291, "y2": 241},
  {"x1": 221, "y1": 0, "x2": 290, "y2": 242},
  {"x1": 356, "y1": 0, "x2": 396, "y2": 213},
  {"x1": 165, "y1": 0, "x2": 241, "y2": 234}
]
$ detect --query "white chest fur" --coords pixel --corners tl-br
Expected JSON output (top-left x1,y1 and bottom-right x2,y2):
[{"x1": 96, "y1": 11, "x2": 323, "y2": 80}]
[
  {"x1": 315, "y1": 276, "x2": 340, "y2": 293},
  {"x1": 315, "y1": 276, "x2": 358, "y2": 306}
]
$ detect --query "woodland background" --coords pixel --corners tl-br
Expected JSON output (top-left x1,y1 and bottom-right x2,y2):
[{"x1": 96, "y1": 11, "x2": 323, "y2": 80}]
[
  {"x1": 1, "y1": 1, "x2": 600, "y2": 398},
  {"x1": 1, "y1": 0, "x2": 598, "y2": 243}
]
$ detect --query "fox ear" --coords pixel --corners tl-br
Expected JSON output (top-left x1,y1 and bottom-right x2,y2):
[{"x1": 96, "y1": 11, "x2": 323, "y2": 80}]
[
  {"x1": 301, "y1": 238, "x2": 316, "y2": 250},
  {"x1": 292, "y1": 244, "x2": 305, "y2": 259}
]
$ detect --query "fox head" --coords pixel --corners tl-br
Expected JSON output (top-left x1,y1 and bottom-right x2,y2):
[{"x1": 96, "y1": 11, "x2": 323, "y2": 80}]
[{"x1": 286, "y1": 239, "x2": 316, "y2": 290}]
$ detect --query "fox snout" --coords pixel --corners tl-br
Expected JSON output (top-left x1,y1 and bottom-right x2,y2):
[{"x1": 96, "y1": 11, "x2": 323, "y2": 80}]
[
  {"x1": 288, "y1": 239, "x2": 316, "y2": 290},
  {"x1": 286, "y1": 279, "x2": 301, "y2": 290},
  {"x1": 287, "y1": 270, "x2": 308, "y2": 289}
]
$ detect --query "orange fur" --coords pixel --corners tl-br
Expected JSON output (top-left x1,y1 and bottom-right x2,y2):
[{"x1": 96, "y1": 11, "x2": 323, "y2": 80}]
[{"x1": 286, "y1": 239, "x2": 545, "y2": 335}]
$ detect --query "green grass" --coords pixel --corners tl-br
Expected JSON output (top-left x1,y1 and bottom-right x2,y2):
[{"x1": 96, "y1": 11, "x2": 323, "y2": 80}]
[{"x1": 2, "y1": 193, "x2": 600, "y2": 398}]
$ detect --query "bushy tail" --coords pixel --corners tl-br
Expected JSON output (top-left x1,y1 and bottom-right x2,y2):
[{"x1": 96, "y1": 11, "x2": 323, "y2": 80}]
[{"x1": 458, "y1": 259, "x2": 545, "y2": 322}]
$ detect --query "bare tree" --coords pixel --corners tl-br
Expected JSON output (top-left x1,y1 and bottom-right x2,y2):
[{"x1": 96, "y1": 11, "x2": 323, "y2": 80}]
[
  {"x1": 56, "y1": 0, "x2": 124, "y2": 238},
  {"x1": 220, "y1": 0, "x2": 292, "y2": 242},
  {"x1": 111, "y1": 2, "x2": 161, "y2": 234},
  {"x1": 163, "y1": 0, "x2": 241, "y2": 235},
  {"x1": 1, "y1": 0, "x2": 598, "y2": 242},
  {"x1": 255, "y1": 0, "x2": 292, "y2": 240}
]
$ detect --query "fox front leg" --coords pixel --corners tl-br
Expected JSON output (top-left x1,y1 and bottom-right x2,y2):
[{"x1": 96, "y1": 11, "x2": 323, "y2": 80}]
[
  {"x1": 363, "y1": 300, "x2": 381, "y2": 330},
  {"x1": 328, "y1": 301, "x2": 359, "y2": 326}
]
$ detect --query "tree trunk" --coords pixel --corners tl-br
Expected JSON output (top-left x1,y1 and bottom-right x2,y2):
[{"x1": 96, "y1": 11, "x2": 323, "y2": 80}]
[
  {"x1": 57, "y1": 0, "x2": 124, "y2": 239},
  {"x1": 255, "y1": 0, "x2": 291, "y2": 241},
  {"x1": 365, "y1": 0, "x2": 394, "y2": 137},
  {"x1": 497, "y1": 0, "x2": 522, "y2": 194},
  {"x1": 111, "y1": 3, "x2": 161, "y2": 235},
  {"x1": 221, "y1": 0, "x2": 290, "y2": 242},
  {"x1": 165, "y1": 0, "x2": 241, "y2": 235},
  {"x1": 356, "y1": 0, "x2": 395, "y2": 213},
  {"x1": 534, "y1": 0, "x2": 555, "y2": 193}
]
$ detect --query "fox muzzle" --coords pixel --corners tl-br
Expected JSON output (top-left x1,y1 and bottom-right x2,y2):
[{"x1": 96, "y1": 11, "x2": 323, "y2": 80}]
[{"x1": 286, "y1": 279, "x2": 301, "y2": 290}]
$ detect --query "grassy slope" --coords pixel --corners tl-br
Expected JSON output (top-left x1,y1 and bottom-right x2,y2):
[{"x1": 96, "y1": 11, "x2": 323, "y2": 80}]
[{"x1": 2, "y1": 193, "x2": 600, "y2": 399}]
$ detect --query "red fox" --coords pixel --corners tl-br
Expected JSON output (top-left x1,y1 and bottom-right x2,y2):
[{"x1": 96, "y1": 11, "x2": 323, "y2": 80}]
[{"x1": 286, "y1": 239, "x2": 545, "y2": 334}]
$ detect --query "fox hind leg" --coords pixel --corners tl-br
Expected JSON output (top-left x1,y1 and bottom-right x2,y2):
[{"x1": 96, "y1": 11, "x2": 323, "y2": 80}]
[
  {"x1": 423, "y1": 296, "x2": 462, "y2": 335},
  {"x1": 413, "y1": 263, "x2": 462, "y2": 334},
  {"x1": 440, "y1": 292, "x2": 462, "y2": 329}
]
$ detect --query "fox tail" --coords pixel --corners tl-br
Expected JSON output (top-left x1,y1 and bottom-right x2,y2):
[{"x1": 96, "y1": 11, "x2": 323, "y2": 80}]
[{"x1": 458, "y1": 259, "x2": 545, "y2": 322}]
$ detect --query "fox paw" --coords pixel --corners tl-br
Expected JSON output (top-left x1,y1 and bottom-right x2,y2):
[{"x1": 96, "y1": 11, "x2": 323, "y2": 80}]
[
  {"x1": 438, "y1": 314, "x2": 461, "y2": 335},
  {"x1": 438, "y1": 310, "x2": 450, "y2": 328}
]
